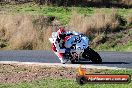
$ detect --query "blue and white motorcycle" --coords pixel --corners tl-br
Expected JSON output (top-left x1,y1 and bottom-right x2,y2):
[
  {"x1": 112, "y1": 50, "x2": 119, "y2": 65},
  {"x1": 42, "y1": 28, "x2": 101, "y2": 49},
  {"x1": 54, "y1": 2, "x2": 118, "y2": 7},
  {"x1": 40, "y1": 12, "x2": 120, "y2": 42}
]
[{"x1": 49, "y1": 32, "x2": 102, "y2": 64}]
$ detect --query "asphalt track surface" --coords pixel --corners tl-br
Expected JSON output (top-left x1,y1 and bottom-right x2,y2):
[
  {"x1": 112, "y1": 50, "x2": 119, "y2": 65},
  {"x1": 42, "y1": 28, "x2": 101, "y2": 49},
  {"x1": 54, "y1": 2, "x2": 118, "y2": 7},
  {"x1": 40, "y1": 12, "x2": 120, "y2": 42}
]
[{"x1": 0, "y1": 51, "x2": 132, "y2": 69}]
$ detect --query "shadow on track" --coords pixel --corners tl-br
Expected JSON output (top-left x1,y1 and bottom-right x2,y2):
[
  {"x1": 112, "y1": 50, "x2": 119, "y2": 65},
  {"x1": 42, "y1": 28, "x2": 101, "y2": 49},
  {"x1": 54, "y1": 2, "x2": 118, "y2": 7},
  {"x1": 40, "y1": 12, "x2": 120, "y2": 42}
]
[{"x1": 73, "y1": 62, "x2": 130, "y2": 64}]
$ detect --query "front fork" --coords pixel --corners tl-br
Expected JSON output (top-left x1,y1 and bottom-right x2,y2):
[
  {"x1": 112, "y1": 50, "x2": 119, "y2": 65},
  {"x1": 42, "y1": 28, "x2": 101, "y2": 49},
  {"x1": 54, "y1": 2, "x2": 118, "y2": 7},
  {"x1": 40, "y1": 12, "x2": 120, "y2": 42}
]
[{"x1": 82, "y1": 47, "x2": 91, "y2": 60}]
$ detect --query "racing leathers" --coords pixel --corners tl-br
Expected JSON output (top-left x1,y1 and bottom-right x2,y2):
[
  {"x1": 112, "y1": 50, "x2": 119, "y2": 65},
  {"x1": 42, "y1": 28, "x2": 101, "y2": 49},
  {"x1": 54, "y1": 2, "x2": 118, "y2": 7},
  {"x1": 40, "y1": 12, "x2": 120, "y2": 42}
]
[{"x1": 53, "y1": 29, "x2": 88, "y2": 64}]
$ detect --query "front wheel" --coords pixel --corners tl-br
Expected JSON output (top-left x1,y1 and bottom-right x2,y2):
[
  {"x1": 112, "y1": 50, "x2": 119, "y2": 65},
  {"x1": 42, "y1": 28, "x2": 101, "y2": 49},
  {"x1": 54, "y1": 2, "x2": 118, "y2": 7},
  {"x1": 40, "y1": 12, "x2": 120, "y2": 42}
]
[{"x1": 83, "y1": 48, "x2": 102, "y2": 64}]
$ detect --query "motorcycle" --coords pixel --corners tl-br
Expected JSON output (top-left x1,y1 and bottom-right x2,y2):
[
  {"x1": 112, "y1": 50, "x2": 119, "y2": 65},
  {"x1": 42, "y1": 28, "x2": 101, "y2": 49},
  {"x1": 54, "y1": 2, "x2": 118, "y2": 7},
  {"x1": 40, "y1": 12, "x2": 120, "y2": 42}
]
[{"x1": 49, "y1": 32, "x2": 102, "y2": 64}]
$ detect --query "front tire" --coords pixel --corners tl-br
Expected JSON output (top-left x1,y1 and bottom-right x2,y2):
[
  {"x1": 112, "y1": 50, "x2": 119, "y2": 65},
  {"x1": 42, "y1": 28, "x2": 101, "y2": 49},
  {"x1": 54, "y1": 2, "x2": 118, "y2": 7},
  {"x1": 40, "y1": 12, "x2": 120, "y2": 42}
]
[{"x1": 83, "y1": 48, "x2": 102, "y2": 64}]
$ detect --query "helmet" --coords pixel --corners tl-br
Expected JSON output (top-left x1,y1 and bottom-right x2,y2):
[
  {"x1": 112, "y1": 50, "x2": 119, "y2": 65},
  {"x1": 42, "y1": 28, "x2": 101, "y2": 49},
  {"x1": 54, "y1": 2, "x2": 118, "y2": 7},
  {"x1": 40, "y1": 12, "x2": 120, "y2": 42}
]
[{"x1": 57, "y1": 27, "x2": 66, "y2": 39}]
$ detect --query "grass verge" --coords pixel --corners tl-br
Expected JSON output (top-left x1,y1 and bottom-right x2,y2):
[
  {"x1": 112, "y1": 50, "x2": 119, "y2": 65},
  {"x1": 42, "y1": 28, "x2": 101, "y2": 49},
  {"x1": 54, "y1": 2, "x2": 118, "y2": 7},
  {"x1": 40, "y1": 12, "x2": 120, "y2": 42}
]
[
  {"x1": 95, "y1": 41, "x2": 132, "y2": 52},
  {"x1": 0, "y1": 78, "x2": 132, "y2": 88},
  {"x1": 0, "y1": 3, "x2": 132, "y2": 25},
  {"x1": 0, "y1": 64, "x2": 132, "y2": 88},
  {"x1": 0, "y1": 69, "x2": 132, "y2": 88},
  {"x1": 0, "y1": 3, "x2": 131, "y2": 51}
]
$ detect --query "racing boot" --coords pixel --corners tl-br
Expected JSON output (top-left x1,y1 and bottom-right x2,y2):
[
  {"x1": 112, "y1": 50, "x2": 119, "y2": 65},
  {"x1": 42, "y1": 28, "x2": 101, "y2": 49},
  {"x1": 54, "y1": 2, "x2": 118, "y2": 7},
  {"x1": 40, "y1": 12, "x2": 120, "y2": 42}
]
[{"x1": 60, "y1": 58, "x2": 67, "y2": 64}]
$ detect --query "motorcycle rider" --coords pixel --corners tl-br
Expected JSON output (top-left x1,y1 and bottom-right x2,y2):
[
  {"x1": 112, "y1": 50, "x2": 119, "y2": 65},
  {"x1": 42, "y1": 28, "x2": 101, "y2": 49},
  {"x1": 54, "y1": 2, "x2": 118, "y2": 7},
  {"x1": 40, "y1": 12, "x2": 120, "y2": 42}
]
[
  {"x1": 53, "y1": 27, "x2": 89, "y2": 64},
  {"x1": 56, "y1": 27, "x2": 66, "y2": 49},
  {"x1": 53, "y1": 27, "x2": 69, "y2": 64}
]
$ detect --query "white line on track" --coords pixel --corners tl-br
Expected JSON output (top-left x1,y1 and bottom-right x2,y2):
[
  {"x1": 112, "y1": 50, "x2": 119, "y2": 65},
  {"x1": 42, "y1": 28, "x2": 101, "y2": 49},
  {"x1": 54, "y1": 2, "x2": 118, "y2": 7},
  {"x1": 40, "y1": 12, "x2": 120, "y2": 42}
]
[{"x1": 0, "y1": 61, "x2": 126, "y2": 70}]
